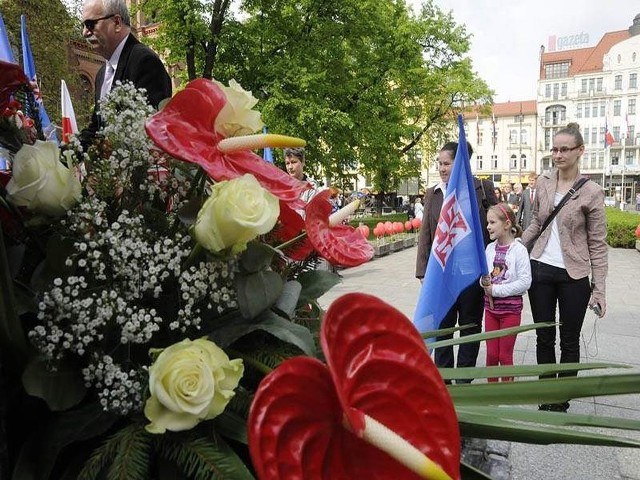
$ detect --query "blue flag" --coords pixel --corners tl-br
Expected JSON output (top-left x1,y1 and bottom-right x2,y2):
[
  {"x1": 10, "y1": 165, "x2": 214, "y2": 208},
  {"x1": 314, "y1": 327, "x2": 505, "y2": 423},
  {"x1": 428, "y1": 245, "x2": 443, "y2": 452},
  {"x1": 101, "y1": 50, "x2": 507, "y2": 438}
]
[
  {"x1": 413, "y1": 114, "x2": 488, "y2": 337},
  {"x1": 0, "y1": 14, "x2": 15, "y2": 63},
  {"x1": 262, "y1": 126, "x2": 273, "y2": 162},
  {"x1": 21, "y1": 15, "x2": 58, "y2": 142}
]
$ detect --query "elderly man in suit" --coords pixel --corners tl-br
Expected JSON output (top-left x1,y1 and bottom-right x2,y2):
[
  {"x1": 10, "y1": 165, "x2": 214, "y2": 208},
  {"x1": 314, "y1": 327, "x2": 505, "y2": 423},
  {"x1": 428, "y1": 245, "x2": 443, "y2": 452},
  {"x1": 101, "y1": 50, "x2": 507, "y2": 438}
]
[
  {"x1": 518, "y1": 172, "x2": 538, "y2": 230},
  {"x1": 79, "y1": 0, "x2": 172, "y2": 148}
]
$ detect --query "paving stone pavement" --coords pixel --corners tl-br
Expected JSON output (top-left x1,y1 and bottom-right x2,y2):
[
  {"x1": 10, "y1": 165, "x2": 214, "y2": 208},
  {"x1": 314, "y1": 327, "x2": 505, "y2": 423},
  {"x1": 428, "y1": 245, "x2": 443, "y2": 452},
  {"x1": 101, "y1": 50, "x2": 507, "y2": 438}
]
[{"x1": 319, "y1": 240, "x2": 640, "y2": 479}]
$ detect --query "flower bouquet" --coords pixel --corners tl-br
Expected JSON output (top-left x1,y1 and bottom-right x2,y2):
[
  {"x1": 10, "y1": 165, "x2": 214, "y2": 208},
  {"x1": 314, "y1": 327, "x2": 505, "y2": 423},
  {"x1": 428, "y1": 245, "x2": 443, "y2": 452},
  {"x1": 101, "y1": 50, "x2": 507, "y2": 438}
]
[{"x1": 0, "y1": 75, "x2": 377, "y2": 479}]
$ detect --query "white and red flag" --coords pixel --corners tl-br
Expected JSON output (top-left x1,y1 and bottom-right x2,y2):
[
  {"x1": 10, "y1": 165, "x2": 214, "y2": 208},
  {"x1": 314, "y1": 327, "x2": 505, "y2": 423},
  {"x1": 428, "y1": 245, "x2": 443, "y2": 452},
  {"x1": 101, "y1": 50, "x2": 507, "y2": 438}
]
[{"x1": 60, "y1": 79, "x2": 77, "y2": 143}]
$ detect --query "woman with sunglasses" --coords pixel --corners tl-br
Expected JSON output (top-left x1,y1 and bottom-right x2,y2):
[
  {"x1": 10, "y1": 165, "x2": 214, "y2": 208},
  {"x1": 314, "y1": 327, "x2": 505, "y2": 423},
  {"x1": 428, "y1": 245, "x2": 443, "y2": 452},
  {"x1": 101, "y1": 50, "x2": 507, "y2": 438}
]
[{"x1": 521, "y1": 122, "x2": 608, "y2": 412}]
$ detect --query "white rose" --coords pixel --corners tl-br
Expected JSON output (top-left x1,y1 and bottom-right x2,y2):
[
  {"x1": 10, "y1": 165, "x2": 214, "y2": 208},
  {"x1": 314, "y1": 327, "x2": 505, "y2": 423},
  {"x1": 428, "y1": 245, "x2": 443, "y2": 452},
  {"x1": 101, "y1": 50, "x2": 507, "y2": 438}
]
[
  {"x1": 144, "y1": 338, "x2": 244, "y2": 434},
  {"x1": 6, "y1": 140, "x2": 81, "y2": 216},
  {"x1": 213, "y1": 79, "x2": 264, "y2": 137},
  {"x1": 193, "y1": 174, "x2": 280, "y2": 255}
]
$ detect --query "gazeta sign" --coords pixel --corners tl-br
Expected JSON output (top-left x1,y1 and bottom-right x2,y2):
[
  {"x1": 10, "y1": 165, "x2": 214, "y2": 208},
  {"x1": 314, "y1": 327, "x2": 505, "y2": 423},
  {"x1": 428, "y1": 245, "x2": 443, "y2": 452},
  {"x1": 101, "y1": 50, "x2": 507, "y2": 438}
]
[{"x1": 548, "y1": 33, "x2": 590, "y2": 52}]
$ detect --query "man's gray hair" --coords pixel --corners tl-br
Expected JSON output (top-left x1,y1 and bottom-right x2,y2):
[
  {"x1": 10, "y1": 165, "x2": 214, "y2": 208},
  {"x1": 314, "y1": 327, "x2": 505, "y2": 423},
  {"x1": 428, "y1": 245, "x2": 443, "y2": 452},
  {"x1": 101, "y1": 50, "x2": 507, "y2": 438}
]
[
  {"x1": 103, "y1": 0, "x2": 131, "y2": 27},
  {"x1": 284, "y1": 147, "x2": 305, "y2": 162}
]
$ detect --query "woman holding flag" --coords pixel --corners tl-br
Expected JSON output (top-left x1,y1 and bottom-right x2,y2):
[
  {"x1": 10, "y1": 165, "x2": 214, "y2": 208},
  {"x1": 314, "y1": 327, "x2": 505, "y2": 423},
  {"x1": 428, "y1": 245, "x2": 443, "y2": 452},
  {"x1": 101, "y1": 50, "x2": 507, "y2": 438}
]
[{"x1": 415, "y1": 140, "x2": 498, "y2": 379}]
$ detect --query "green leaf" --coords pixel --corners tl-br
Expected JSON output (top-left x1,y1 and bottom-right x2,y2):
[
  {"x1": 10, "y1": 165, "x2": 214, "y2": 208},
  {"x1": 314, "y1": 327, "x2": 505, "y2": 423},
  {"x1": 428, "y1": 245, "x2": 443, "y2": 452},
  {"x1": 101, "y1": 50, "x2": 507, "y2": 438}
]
[
  {"x1": 429, "y1": 322, "x2": 555, "y2": 348},
  {"x1": 12, "y1": 402, "x2": 118, "y2": 480},
  {"x1": 213, "y1": 410, "x2": 249, "y2": 445},
  {"x1": 235, "y1": 270, "x2": 283, "y2": 319},
  {"x1": 273, "y1": 280, "x2": 302, "y2": 319},
  {"x1": 448, "y1": 373, "x2": 640, "y2": 407},
  {"x1": 177, "y1": 196, "x2": 205, "y2": 227},
  {"x1": 30, "y1": 234, "x2": 76, "y2": 292},
  {"x1": 296, "y1": 270, "x2": 341, "y2": 307},
  {"x1": 210, "y1": 311, "x2": 316, "y2": 356},
  {"x1": 0, "y1": 223, "x2": 29, "y2": 364},
  {"x1": 22, "y1": 357, "x2": 86, "y2": 411},
  {"x1": 457, "y1": 408, "x2": 640, "y2": 448},
  {"x1": 238, "y1": 241, "x2": 276, "y2": 274},
  {"x1": 439, "y1": 362, "x2": 629, "y2": 381}
]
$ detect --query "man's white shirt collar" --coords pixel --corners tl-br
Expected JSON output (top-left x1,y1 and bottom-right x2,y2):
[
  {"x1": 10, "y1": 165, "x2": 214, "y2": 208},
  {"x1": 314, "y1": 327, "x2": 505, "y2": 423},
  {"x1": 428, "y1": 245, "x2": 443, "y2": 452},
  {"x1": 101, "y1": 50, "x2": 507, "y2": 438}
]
[{"x1": 106, "y1": 35, "x2": 129, "y2": 74}]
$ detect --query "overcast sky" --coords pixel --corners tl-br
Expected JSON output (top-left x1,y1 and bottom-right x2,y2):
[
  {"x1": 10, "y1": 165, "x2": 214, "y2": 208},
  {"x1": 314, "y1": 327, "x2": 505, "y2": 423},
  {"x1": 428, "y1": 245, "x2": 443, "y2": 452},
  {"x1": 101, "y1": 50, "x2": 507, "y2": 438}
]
[{"x1": 411, "y1": 0, "x2": 639, "y2": 103}]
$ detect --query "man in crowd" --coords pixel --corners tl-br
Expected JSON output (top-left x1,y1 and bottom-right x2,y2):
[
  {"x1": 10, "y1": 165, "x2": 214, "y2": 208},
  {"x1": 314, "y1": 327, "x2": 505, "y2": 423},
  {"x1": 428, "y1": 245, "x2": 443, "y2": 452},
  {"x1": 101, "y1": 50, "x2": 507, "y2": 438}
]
[
  {"x1": 518, "y1": 172, "x2": 538, "y2": 230},
  {"x1": 79, "y1": 0, "x2": 172, "y2": 148}
]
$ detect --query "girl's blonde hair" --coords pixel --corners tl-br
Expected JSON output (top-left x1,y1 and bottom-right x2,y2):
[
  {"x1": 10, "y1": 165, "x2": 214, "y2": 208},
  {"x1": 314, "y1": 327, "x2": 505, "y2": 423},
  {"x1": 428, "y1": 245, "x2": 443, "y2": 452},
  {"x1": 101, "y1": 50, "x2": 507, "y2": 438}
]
[{"x1": 489, "y1": 203, "x2": 523, "y2": 238}]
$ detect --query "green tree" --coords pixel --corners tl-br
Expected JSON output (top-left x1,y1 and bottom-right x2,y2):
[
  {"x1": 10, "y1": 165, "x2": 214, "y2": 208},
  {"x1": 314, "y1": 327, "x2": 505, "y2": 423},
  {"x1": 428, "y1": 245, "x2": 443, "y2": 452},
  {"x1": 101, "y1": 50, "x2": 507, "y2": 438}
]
[
  {"x1": 140, "y1": 0, "x2": 492, "y2": 203},
  {"x1": 1, "y1": 0, "x2": 81, "y2": 134}
]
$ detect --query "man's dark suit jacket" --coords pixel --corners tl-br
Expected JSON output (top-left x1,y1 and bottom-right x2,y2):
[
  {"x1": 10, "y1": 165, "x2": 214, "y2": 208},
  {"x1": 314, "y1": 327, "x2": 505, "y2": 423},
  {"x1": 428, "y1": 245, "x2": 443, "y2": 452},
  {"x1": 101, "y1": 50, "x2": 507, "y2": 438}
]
[
  {"x1": 80, "y1": 34, "x2": 172, "y2": 147},
  {"x1": 415, "y1": 178, "x2": 498, "y2": 278}
]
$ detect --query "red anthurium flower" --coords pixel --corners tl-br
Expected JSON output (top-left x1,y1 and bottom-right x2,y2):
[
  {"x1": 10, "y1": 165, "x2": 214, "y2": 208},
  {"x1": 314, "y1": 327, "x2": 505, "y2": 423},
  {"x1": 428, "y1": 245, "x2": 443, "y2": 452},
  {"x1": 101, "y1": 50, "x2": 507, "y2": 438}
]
[
  {"x1": 145, "y1": 78, "x2": 309, "y2": 205},
  {"x1": 271, "y1": 200, "x2": 314, "y2": 260},
  {"x1": 249, "y1": 293, "x2": 460, "y2": 480},
  {"x1": 0, "y1": 60, "x2": 29, "y2": 112},
  {"x1": 304, "y1": 190, "x2": 373, "y2": 267}
]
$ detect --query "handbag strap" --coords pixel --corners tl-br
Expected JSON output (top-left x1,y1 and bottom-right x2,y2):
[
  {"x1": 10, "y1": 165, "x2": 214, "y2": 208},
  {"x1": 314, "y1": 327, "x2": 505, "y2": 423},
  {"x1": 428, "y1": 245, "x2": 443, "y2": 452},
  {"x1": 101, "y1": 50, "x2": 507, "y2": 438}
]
[{"x1": 532, "y1": 177, "x2": 589, "y2": 243}]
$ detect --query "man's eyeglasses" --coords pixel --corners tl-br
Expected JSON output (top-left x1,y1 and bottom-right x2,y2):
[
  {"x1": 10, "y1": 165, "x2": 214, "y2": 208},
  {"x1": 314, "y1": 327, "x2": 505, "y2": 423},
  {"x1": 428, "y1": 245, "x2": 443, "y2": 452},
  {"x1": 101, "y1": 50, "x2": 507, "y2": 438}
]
[
  {"x1": 82, "y1": 14, "x2": 115, "y2": 31},
  {"x1": 550, "y1": 145, "x2": 582, "y2": 154}
]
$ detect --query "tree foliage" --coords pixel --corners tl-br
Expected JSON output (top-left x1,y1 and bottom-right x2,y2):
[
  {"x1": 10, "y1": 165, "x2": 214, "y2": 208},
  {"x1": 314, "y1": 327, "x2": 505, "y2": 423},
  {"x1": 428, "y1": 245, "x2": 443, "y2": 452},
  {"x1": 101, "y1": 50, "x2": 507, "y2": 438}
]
[
  {"x1": 140, "y1": 0, "x2": 492, "y2": 194},
  {"x1": 1, "y1": 0, "x2": 82, "y2": 128}
]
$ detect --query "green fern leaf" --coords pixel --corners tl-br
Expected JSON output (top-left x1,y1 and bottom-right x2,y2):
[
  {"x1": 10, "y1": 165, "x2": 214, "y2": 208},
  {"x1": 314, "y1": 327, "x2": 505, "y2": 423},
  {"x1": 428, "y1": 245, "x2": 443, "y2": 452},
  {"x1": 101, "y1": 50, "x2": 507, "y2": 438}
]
[{"x1": 106, "y1": 424, "x2": 152, "y2": 480}]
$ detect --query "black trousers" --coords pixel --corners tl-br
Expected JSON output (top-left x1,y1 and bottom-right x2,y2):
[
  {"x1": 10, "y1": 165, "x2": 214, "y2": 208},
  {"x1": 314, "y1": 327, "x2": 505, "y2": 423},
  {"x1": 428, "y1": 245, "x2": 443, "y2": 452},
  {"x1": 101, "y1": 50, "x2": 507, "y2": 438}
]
[
  {"x1": 528, "y1": 260, "x2": 591, "y2": 379},
  {"x1": 434, "y1": 281, "x2": 484, "y2": 371}
]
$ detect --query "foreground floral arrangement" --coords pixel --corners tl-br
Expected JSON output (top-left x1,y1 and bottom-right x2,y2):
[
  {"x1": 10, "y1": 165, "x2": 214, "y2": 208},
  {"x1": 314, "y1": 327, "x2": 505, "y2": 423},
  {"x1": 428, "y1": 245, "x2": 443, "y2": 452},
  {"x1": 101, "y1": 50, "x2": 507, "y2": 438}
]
[{"x1": 0, "y1": 75, "x2": 380, "y2": 479}]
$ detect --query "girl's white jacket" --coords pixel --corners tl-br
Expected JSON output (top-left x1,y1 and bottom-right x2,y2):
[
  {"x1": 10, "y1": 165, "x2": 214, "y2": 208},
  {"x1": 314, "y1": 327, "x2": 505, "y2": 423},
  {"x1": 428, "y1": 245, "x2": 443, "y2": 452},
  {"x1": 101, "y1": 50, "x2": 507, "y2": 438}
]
[{"x1": 484, "y1": 240, "x2": 532, "y2": 298}]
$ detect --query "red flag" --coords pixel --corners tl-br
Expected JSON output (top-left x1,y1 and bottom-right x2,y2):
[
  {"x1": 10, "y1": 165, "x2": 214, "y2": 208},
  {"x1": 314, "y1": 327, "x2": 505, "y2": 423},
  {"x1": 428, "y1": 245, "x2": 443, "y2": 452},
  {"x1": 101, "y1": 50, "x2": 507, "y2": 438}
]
[
  {"x1": 60, "y1": 79, "x2": 77, "y2": 143},
  {"x1": 604, "y1": 120, "x2": 614, "y2": 147}
]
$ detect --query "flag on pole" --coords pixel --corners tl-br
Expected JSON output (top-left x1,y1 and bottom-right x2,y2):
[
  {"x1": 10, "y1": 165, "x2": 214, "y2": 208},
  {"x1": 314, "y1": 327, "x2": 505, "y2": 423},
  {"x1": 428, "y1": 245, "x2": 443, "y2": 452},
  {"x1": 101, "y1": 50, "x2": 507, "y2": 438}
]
[
  {"x1": 0, "y1": 13, "x2": 15, "y2": 63},
  {"x1": 491, "y1": 111, "x2": 497, "y2": 152},
  {"x1": 262, "y1": 126, "x2": 273, "y2": 162},
  {"x1": 413, "y1": 114, "x2": 489, "y2": 337},
  {"x1": 21, "y1": 15, "x2": 57, "y2": 142},
  {"x1": 61, "y1": 80, "x2": 78, "y2": 143},
  {"x1": 604, "y1": 120, "x2": 615, "y2": 147}
]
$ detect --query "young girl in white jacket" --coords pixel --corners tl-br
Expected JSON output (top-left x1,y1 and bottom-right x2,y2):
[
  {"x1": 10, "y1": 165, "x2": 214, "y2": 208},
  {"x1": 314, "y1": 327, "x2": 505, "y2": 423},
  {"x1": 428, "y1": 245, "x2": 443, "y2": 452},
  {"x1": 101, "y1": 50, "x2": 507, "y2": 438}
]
[{"x1": 481, "y1": 203, "x2": 532, "y2": 382}]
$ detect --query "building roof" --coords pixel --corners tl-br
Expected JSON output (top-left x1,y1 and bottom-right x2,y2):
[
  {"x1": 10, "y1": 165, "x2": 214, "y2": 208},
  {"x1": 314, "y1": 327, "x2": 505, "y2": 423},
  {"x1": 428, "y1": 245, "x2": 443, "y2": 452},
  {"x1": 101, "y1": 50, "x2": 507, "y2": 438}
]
[
  {"x1": 540, "y1": 30, "x2": 631, "y2": 77},
  {"x1": 464, "y1": 100, "x2": 537, "y2": 120}
]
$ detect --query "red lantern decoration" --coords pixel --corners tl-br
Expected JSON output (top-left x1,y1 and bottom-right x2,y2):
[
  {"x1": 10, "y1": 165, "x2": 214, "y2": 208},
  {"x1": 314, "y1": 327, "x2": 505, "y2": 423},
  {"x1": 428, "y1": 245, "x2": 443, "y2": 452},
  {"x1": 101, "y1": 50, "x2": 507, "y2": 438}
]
[
  {"x1": 384, "y1": 221, "x2": 394, "y2": 235},
  {"x1": 636, "y1": 224, "x2": 640, "y2": 239},
  {"x1": 393, "y1": 222, "x2": 404, "y2": 234},
  {"x1": 411, "y1": 217, "x2": 422, "y2": 230},
  {"x1": 404, "y1": 220, "x2": 412, "y2": 232}
]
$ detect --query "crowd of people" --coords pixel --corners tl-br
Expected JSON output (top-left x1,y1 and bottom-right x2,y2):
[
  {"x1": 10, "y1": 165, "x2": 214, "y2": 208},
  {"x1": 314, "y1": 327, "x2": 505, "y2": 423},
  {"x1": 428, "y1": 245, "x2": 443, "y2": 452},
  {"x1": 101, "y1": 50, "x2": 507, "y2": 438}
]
[{"x1": 415, "y1": 125, "x2": 608, "y2": 412}]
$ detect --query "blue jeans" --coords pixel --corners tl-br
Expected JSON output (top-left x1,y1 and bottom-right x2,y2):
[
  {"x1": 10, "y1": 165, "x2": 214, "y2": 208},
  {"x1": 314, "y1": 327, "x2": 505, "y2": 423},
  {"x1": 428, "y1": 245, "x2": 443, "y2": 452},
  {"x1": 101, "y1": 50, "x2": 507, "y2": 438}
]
[
  {"x1": 528, "y1": 260, "x2": 591, "y2": 378},
  {"x1": 434, "y1": 281, "x2": 484, "y2": 374}
]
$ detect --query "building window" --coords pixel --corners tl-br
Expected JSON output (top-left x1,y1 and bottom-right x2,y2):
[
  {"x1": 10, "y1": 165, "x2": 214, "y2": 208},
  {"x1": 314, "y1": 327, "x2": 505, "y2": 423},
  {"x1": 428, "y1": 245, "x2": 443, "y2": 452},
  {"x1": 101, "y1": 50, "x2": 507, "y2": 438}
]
[
  {"x1": 576, "y1": 103, "x2": 582, "y2": 118},
  {"x1": 584, "y1": 127, "x2": 590, "y2": 144},
  {"x1": 477, "y1": 155, "x2": 483, "y2": 170},
  {"x1": 545, "y1": 84, "x2": 551, "y2": 98},
  {"x1": 545, "y1": 104, "x2": 566, "y2": 125},
  {"x1": 584, "y1": 104, "x2": 590, "y2": 118},
  {"x1": 590, "y1": 153, "x2": 597, "y2": 170},
  {"x1": 510, "y1": 154, "x2": 517, "y2": 169},
  {"x1": 596, "y1": 77, "x2": 603, "y2": 91},
  {"x1": 510, "y1": 129, "x2": 518, "y2": 144},
  {"x1": 598, "y1": 151, "x2": 604, "y2": 168},
  {"x1": 633, "y1": 52, "x2": 637, "y2": 62},
  {"x1": 614, "y1": 75, "x2": 622, "y2": 90},
  {"x1": 478, "y1": 131, "x2": 483, "y2": 146},
  {"x1": 617, "y1": 54, "x2": 622, "y2": 64},
  {"x1": 613, "y1": 126, "x2": 620, "y2": 141},
  {"x1": 591, "y1": 128, "x2": 597, "y2": 145},
  {"x1": 492, "y1": 155, "x2": 498, "y2": 169},
  {"x1": 630, "y1": 73, "x2": 638, "y2": 89},
  {"x1": 611, "y1": 155, "x2": 619, "y2": 166},
  {"x1": 629, "y1": 125, "x2": 636, "y2": 140},
  {"x1": 600, "y1": 101, "x2": 605, "y2": 117},
  {"x1": 591, "y1": 103, "x2": 598, "y2": 117},
  {"x1": 521, "y1": 154, "x2": 527, "y2": 170},
  {"x1": 600, "y1": 127, "x2": 605, "y2": 145},
  {"x1": 520, "y1": 129, "x2": 528, "y2": 145},
  {"x1": 545, "y1": 62, "x2": 570, "y2": 79},
  {"x1": 629, "y1": 98, "x2": 636, "y2": 115},
  {"x1": 625, "y1": 150, "x2": 634, "y2": 165},
  {"x1": 614, "y1": 99, "x2": 621, "y2": 116},
  {"x1": 553, "y1": 83, "x2": 559, "y2": 99},
  {"x1": 581, "y1": 79, "x2": 588, "y2": 93},
  {"x1": 589, "y1": 78, "x2": 595, "y2": 91},
  {"x1": 561, "y1": 82, "x2": 567, "y2": 97}
]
